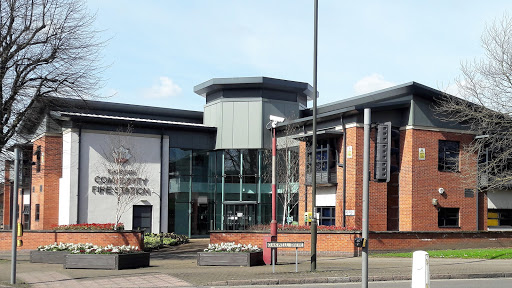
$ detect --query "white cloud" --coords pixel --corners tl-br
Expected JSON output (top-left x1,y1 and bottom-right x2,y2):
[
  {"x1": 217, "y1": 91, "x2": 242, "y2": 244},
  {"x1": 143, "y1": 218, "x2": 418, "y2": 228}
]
[
  {"x1": 144, "y1": 76, "x2": 182, "y2": 99},
  {"x1": 353, "y1": 74, "x2": 395, "y2": 95}
]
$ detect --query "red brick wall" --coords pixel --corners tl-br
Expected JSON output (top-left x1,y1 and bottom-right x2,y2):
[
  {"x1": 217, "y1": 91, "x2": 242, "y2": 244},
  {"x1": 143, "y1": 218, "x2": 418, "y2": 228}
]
[
  {"x1": 31, "y1": 135, "x2": 63, "y2": 230},
  {"x1": 0, "y1": 231, "x2": 143, "y2": 251},
  {"x1": 210, "y1": 231, "x2": 512, "y2": 254},
  {"x1": 402, "y1": 130, "x2": 478, "y2": 231},
  {"x1": 297, "y1": 125, "x2": 484, "y2": 232}
]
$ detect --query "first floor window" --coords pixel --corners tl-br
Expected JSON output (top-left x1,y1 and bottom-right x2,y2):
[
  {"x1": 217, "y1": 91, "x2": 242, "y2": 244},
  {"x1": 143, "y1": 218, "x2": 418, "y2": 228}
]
[
  {"x1": 438, "y1": 140, "x2": 460, "y2": 172},
  {"x1": 438, "y1": 207, "x2": 459, "y2": 227},
  {"x1": 317, "y1": 206, "x2": 335, "y2": 226}
]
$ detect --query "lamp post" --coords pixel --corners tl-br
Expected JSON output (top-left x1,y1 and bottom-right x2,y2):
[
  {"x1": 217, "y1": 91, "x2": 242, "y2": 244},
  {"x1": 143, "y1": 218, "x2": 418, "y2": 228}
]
[
  {"x1": 269, "y1": 115, "x2": 285, "y2": 244},
  {"x1": 311, "y1": 0, "x2": 319, "y2": 271},
  {"x1": 11, "y1": 146, "x2": 21, "y2": 285}
]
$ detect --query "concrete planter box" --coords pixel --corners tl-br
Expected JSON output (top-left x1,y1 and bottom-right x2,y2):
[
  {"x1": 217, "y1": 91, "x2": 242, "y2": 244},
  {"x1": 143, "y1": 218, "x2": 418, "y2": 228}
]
[
  {"x1": 197, "y1": 251, "x2": 263, "y2": 267},
  {"x1": 64, "y1": 252, "x2": 150, "y2": 270},
  {"x1": 30, "y1": 251, "x2": 70, "y2": 264}
]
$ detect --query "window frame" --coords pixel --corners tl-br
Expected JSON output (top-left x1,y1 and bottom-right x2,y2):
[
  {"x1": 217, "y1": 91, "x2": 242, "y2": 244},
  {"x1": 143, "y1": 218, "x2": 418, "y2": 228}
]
[
  {"x1": 438, "y1": 140, "x2": 460, "y2": 172},
  {"x1": 438, "y1": 207, "x2": 459, "y2": 228},
  {"x1": 316, "y1": 206, "x2": 336, "y2": 226},
  {"x1": 35, "y1": 204, "x2": 40, "y2": 221}
]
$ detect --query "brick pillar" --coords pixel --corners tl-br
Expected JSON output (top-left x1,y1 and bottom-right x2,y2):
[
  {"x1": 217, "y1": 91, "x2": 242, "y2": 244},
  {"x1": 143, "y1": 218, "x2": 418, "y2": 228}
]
[{"x1": 31, "y1": 135, "x2": 63, "y2": 230}]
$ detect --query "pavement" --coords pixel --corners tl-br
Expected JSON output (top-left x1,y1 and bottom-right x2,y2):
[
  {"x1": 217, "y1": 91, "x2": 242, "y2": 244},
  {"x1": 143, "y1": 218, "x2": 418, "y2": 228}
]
[{"x1": 0, "y1": 239, "x2": 512, "y2": 287}]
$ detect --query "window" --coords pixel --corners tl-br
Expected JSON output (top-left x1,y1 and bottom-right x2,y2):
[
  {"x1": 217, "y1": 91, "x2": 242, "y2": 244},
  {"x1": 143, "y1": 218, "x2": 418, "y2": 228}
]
[
  {"x1": 317, "y1": 206, "x2": 335, "y2": 226},
  {"x1": 35, "y1": 204, "x2": 40, "y2": 221},
  {"x1": 306, "y1": 138, "x2": 338, "y2": 184},
  {"x1": 438, "y1": 207, "x2": 459, "y2": 227},
  {"x1": 438, "y1": 140, "x2": 459, "y2": 172},
  {"x1": 133, "y1": 205, "x2": 152, "y2": 233},
  {"x1": 34, "y1": 145, "x2": 41, "y2": 173},
  {"x1": 488, "y1": 209, "x2": 512, "y2": 227}
]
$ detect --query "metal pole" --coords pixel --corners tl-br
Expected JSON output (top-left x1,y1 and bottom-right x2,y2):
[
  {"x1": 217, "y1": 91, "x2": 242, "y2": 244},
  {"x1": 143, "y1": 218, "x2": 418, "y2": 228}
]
[
  {"x1": 362, "y1": 108, "x2": 371, "y2": 288},
  {"x1": 271, "y1": 128, "x2": 278, "y2": 242},
  {"x1": 272, "y1": 248, "x2": 275, "y2": 273},
  {"x1": 311, "y1": 0, "x2": 318, "y2": 272},
  {"x1": 295, "y1": 247, "x2": 298, "y2": 272},
  {"x1": 11, "y1": 147, "x2": 20, "y2": 285}
]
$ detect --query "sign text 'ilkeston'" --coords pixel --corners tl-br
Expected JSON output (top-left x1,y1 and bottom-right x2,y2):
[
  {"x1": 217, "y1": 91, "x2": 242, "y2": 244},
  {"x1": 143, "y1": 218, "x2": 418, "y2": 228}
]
[{"x1": 91, "y1": 169, "x2": 152, "y2": 196}]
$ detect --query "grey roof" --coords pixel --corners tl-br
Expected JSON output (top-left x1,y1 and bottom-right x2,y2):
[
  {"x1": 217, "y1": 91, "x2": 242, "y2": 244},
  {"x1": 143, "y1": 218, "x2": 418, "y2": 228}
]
[
  {"x1": 44, "y1": 96, "x2": 204, "y2": 124},
  {"x1": 52, "y1": 111, "x2": 215, "y2": 130},
  {"x1": 286, "y1": 81, "x2": 448, "y2": 126},
  {"x1": 194, "y1": 76, "x2": 314, "y2": 100}
]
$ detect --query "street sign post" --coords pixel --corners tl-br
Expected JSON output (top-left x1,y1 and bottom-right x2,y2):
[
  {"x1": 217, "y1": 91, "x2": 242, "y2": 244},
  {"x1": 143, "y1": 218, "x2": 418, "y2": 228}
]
[{"x1": 267, "y1": 242, "x2": 304, "y2": 273}]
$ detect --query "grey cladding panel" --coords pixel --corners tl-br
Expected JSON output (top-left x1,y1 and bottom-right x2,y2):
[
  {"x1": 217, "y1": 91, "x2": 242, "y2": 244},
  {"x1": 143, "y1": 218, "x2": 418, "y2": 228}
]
[
  {"x1": 233, "y1": 102, "x2": 249, "y2": 148},
  {"x1": 248, "y1": 102, "x2": 263, "y2": 148},
  {"x1": 221, "y1": 102, "x2": 234, "y2": 148},
  {"x1": 167, "y1": 130, "x2": 215, "y2": 150},
  {"x1": 413, "y1": 96, "x2": 467, "y2": 129}
]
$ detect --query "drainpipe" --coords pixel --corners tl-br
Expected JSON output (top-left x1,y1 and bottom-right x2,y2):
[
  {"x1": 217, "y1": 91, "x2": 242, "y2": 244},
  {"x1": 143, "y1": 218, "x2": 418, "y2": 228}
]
[
  {"x1": 159, "y1": 133, "x2": 163, "y2": 233},
  {"x1": 76, "y1": 126, "x2": 82, "y2": 224},
  {"x1": 341, "y1": 116, "x2": 347, "y2": 227}
]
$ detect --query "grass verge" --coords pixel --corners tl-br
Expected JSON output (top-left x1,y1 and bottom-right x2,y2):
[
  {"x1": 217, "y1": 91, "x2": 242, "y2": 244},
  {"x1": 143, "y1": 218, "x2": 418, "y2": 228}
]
[{"x1": 371, "y1": 248, "x2": 512, "y2": 259}]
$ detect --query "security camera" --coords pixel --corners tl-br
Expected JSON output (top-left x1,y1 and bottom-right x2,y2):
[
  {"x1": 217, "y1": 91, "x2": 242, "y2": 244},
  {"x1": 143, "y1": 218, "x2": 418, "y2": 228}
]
[
  {"x1": 269, "y1": 115, "x2": 285, "y2": 128},
  {"x1": 438, "y1": 188, "x2": 445, "y2": 194},
  {"x1": 269, "y1": 115, "x2": 285, "y2": 123}
]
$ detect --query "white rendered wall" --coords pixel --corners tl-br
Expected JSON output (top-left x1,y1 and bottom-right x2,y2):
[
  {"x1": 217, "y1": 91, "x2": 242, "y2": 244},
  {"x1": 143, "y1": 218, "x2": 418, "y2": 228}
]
[
  {"x1": 79, "y1": 130, "x2": 162, "y2": 233},
  {"x1": 316, "y1": 186, "x2": 336, "y2": 207},
  {"x1": 160, "y1": 136, "x2": 169, "y2": 233},
  {"x1": 488, "y1": 190, "x2": 512, "y2": 209},
  {"x1": 59, "y1": 129, "x2": 79, "y2": 225}
]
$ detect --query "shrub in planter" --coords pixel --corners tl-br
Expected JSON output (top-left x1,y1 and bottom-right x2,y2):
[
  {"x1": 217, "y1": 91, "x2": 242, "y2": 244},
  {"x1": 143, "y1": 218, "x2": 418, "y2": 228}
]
[
  {"x1": 198, "y1": 242, "x2": 263, "y2": 267},
  {"x1": 33, "y1": 242, "x2": 146, "y2": 268},
  {"x1": 143, "y1": 232, "x2": 189, "y2": 251}
]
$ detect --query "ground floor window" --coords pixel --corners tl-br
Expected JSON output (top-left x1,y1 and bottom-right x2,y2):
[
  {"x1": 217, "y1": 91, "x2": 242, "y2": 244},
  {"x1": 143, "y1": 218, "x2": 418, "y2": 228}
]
[
  {"x1": 317, "y1": 206, "x2": 335, "y2": 226},
  {"x1": 133, "y1": 205, "x2": 152, "y2": 233},
  {"x1": 438, "y1": 207, "x2": 459, "y2": 227},
  {"x1": 488, "y1": 209, "x2": 512, "y2": 227}
]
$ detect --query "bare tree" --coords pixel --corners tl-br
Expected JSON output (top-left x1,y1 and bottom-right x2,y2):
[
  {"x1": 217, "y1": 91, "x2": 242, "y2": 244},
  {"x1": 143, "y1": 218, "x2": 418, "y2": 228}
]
[
  {"x1": 96, "y1": 126, "x2": 153, "y2": 229},
  {"x1": 264, "y1": 122, "x2": 300, "y2": 225},
  {"x1": 0, "y1": 0, "x2": 104, "y2": 151},
  {"x1": 436, "y1": 13, "x2": 512, "y2": 191}
]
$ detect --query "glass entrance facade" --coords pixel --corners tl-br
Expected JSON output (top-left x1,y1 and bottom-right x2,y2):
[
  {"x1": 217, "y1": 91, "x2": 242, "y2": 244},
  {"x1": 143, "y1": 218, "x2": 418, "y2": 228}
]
[{"x1": 168, "y1": 148, "x2": 291, "y2": 237}]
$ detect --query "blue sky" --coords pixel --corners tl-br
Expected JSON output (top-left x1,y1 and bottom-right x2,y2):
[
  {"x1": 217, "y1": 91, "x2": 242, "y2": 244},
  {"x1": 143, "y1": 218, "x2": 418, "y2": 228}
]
[{"x1": 87, "y1": 1, "x2": 512, "y2": 112}]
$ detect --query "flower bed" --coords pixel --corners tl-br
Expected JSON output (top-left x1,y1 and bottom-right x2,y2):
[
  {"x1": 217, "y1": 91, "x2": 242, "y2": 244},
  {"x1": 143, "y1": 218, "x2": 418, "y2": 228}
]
[
  {"x1": 198, "y1": 242, "x2": 263, "y2": 267},
  {"x1": 52, "y1": 223, "x2": 124, "y2": 231},
  {"x1": 32, "y1": 242, "x2": 149, "y2": 269},
  {"x1": 249, "y1": 224, "x2": 357, "y2": 232},
  {"x1": 37, "y1": 242, "x2": 140, "y2": 254}
]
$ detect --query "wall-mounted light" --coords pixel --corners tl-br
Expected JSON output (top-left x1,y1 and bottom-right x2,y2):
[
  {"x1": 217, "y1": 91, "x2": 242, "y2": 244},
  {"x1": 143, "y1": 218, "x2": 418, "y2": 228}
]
[{"x1": 432, "y1": 198, "x2": 438, "y2": 206}]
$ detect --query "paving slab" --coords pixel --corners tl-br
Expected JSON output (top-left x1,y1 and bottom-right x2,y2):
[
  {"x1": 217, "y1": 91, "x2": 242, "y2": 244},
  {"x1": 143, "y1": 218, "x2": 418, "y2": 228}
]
[{"x1": 1, "y1": 239, "x2": 512, "y2": 287}]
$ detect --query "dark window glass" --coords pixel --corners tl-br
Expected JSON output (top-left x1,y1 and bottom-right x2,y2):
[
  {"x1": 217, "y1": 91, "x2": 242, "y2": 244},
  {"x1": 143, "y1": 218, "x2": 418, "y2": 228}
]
[
  {"x1": 35, "y1": 145, "x2": 41, "y2": 173},
  {"x1": 317, "y1": 206, "x2": 335, "y2": 226},
  {"x1": 169, "y1": 148, "x2": 191, "y2": 177},
  {"x1": 35, "y1": 204, "x2": 40, "y2": 221},
  {"x1": 224, "y1": 150, "x2": 241, "y2": 175},
  {"x1": 438, "y1": 140, "x2": 460, "y2": 172},
  {"x1": 438, "y1": 207, "x2": 459, "y2": 227},
  {"x1": 488, "y1": 209, "x2": 512, "y2": 226},
  {"x1": 133, "y1": 205, "x2": 152, "y2": 233}
]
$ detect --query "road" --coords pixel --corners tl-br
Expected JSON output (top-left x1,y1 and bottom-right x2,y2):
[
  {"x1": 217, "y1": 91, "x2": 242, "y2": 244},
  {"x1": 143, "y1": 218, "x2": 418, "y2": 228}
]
[{"x1": 228, "y1": 278, "x2": 512, "y2": 288}]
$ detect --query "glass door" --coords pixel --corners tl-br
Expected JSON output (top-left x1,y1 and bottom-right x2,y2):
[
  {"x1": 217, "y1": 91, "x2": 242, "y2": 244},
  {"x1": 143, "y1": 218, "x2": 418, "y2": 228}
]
[{"x1": 224, "y1": 203, "x2": 256, "y2": 230}]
